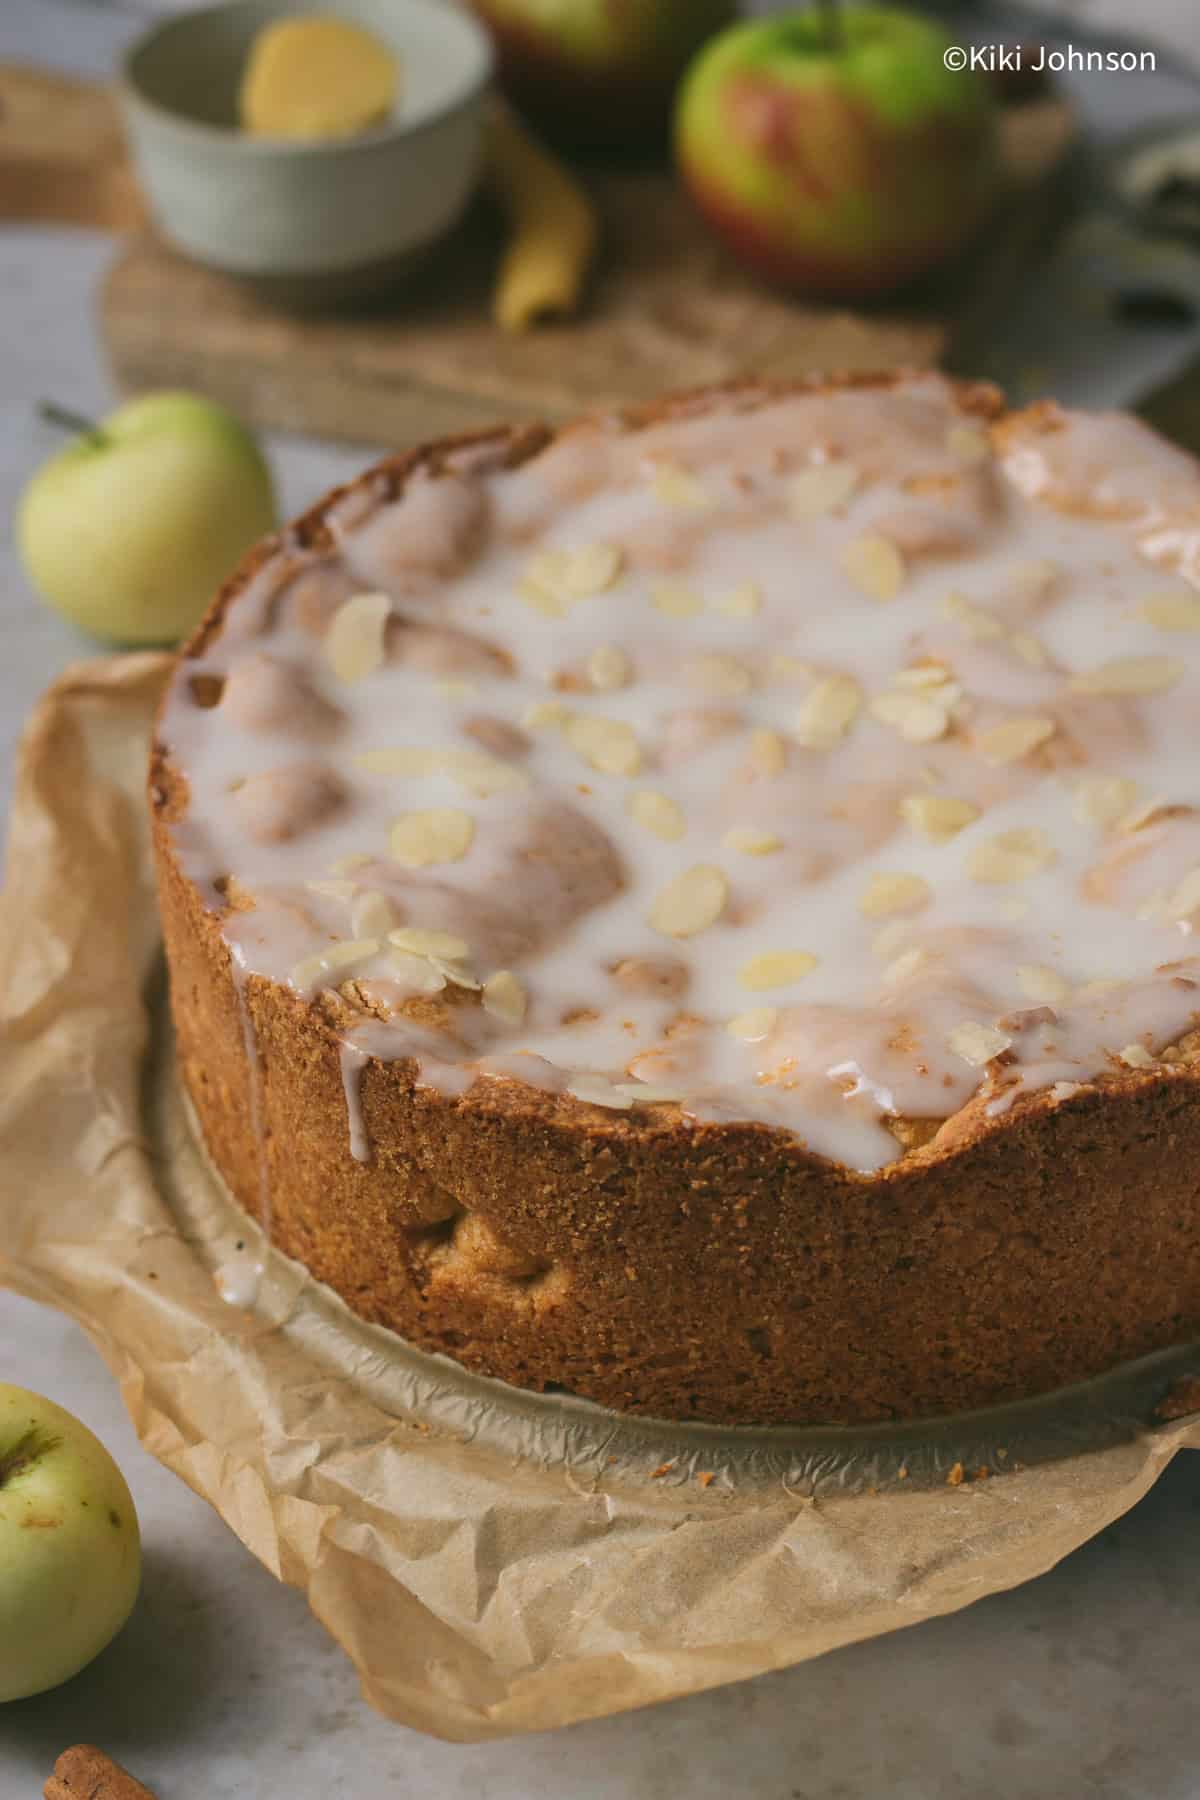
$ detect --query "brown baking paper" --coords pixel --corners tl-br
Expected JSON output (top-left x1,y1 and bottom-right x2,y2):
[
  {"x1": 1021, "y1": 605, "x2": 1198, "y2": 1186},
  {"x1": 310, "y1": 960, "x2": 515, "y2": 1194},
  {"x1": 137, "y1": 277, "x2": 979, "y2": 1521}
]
[{"x1": 3, "y1": 654, "x2": 1200, "y2": 1743}]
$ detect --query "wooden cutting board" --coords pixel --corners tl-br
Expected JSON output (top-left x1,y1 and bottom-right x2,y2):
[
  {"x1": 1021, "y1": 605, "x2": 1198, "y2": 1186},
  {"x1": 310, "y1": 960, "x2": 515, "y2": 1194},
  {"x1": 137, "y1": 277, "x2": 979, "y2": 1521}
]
[{"x1": 0, "y1": 63, "x2": 1074, "y2": 447}]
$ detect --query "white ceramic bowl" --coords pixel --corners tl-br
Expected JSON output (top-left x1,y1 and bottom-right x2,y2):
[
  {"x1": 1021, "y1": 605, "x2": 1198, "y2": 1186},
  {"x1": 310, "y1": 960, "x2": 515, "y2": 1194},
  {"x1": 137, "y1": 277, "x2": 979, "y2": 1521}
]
[{"x1": 120, "y1": 0, "x2": 493, "y2": 305}]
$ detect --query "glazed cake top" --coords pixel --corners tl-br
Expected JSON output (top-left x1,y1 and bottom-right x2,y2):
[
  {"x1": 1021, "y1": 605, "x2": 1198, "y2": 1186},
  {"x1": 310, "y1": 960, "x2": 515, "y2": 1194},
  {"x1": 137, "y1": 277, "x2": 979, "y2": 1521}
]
[{"x1": 158, "y1": 374, "x2": 1200, "y2": 1172}]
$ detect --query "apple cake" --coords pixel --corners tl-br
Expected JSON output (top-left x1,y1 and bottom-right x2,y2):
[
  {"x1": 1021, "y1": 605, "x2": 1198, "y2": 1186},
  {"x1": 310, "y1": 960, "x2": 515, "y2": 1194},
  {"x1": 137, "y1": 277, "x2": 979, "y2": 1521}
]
[{"x1": 151, "y1": 372, "x2": 1200, "y2": 1426}]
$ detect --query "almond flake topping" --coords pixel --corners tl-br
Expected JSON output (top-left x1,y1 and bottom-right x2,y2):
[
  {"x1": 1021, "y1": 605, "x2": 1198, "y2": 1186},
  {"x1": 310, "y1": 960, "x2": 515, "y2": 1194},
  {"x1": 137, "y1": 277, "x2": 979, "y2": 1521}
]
[
  {"x1": 522, "y1": 543, "x2": 624, "y2": 612},
  {"x1": 355, "y1": 747, "x2": 528, "y2": 794},
  {"x1": 1073, "y1": 776, "x2": 1140, "y2": 828},
  {"x1": 567, "y1": 1076, "x2": 635, "y2": 1110},
  {"x1": 650, "y1": 460, "x2": 711, "y2": 510},
  {"x1": 901, "y1": 793, "x2": 979, "y2": 842},
  {"x1": 857, "y1": 872, "x2": 932, "y2": 918},
  {"x1": 1163, "y1": 868, "x2": 1200, "y2": 922},
  {"x1": 388, "y1": 928, "x2": 471, "y2": 961},
  {"x1": 1009, "y1": 559, "x2": 1060, "y2": 599},
  {"x1": 841, "y1": 534, "x2": 906, "y2": 602},
  {"x1": 789, "y1": 461, "x2": 860, "y2": 517},
  {"x1": 482, "y1": 970, "x2": 527, "y2": 1026},
  {"x1": 628, "y1": 789, "x2": 686, "y2": 842},
  {"x1": 1070, "y1": 656, "x2": 1184, "y2": 696},
  {"x1": 976, "y1": 714, "x2": 1057, "y2": 766},
  {"x1": 1010, "y1": 633, "x2": 1048, "y2": 667},
  {"x1": 749, "y1": 728, "x2": 787, "y2": 776},
  {"x1": 326, "y1": 593, "x2": 390, "y2": 683},
  {"x1": 521, "y1": 699, "x2": 572, "y2": 732},
  {"x1": 1140, "y1": 592, "x2": 1200, "y2": 632},
  {"x1": 566, "y1": 713, "x2": 642, "y2": 776},
  {"x1": 588, "y1": 644, "x2": 631, "y2": 691},
  {"x1": 717, "y1": 582, "x2": 762, "y2": 618},
  {"x1": 386, "y1": 950, "x2": 449, "y2": 995},
  {"x1": 795, "y1": 674, "x2": 862, "y2": 749},
  {"x1": 289, "y1": 937, "x2": 381, "y2": 992},
  {"x1": 882, "y1": 947, "x2": 929, "y2": 987},
  {"x1": 727, "y1": 1007, "x2": 778, "y2": 1042},
  {"x1": 1016, "y1": 964, "x2": 1070, "y2": 1005},
  {"x1": 870, "y1": 689, "x2": 952, "y2": 744},
  {"x1": 329, "y1": 853, "x2": 372, "y2": 877},
  {"x1": 305, "y1": 879, "x2": 357, "y2": 902},
  {"x1": 871, "y1": 920, "x2": 913, "y2": 959},
  {"x1": 1117, "y1": 795, "x2": 1172, "y2": 834},
  {"x1": 685, "y1": 652, "x2": 753, "y2": 696},
  {"x1": 942, "y1": 591, "x2": 1004, "y2": 641},
  {"x1": 649, "y1": 864, "x2": 729, "y2": 938},
  {"x1": 738, "y1": 950, "x2": 818, "y2": 991},
  {"x1": 948, "y1": 1021, "x2": 1013, "y2": 1067},
  {"x1": 946, "y1": 423, "x2": 992, "y2": 465},
  {"x1": 651, "y1": 581, "x2": 704, "y2": 619},
  {"x1": 351, "y1": 890, "x2": 396, "y2": 937},
  {"x1": 1118, "y1": 1043, "x2": 1155, "y2": 1068},
  {"x1": 967, "y1": 828, "x2": 1055, "y2": 884},
  {"x1": 723, "y1": 826, "x2": 783, "y2": 856},
  {"x1": 390, "y1": 808, "x2": 475, "y2": 868}
]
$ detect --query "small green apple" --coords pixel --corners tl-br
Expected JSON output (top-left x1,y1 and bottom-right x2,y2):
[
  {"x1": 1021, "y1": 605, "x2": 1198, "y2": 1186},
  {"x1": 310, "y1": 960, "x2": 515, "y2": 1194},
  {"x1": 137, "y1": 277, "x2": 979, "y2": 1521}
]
[
  {"x1": 675, "y1": 5, "x2": 999, "y2": 299},
  {"x1": 469, "y1": 0, "x2": 735, "y2": 148},
  {"x1": 0, "y1": 1384, "x2": 141, "y2": 1702},
  {"x1": 17, "y1": 391, "x2": 277, "y2": 647}
]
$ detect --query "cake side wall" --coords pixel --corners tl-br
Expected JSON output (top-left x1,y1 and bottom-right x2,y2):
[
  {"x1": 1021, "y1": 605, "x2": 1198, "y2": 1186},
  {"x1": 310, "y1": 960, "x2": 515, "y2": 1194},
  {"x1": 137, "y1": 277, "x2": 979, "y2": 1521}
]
[{"x1": 153, "y1": 788, "x2": 1200, "y2": 1425}]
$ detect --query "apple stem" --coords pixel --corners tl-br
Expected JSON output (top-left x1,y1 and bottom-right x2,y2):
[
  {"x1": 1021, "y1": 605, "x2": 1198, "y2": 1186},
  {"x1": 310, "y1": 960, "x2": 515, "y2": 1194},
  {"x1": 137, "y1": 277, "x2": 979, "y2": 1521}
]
[
  {"x1": 815, "y1": 0, "x2": 844, "y2": 53},
  {"x1": 38, "y1": 401, "x2": 109, "y2": 446}
]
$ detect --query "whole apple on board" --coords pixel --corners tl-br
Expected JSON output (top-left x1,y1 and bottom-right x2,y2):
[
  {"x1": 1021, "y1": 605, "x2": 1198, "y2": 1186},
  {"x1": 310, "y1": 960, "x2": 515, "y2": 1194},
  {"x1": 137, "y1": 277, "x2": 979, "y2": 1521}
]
[
  {"x1": 17, "y1": 391, "x2": 276, "y2": 647},
  {"x1": 470, "y1": 0, "x2": 735, "y2": 148},
  {"x1": 675, "y1": 4, "x2": 999, "y2": 300},
  {"x1": 0, "y1": 1385, "x2": 141, "y2": 1701}
]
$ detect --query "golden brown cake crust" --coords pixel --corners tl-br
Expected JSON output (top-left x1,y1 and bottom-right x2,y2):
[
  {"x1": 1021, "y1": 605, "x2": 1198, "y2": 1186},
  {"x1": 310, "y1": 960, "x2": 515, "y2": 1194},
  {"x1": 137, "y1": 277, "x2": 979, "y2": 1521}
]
[{"x1": 150, "y1": 373, "x2": 1200, "y2": 1426}]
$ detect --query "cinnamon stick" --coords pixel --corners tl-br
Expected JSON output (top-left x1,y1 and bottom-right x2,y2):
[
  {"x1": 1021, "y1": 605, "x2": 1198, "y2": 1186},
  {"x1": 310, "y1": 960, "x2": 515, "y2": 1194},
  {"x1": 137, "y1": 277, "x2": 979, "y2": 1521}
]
[{"x1": 45, "y1": 1744, "x2": 157, "y2": 1800}]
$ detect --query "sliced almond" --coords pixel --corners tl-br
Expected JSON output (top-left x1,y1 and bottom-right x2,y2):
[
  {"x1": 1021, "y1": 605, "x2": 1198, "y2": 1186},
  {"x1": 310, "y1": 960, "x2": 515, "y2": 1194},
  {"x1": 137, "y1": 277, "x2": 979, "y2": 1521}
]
[
  {"x1": 716, "y1": 582, "x2": 762, "y2": 618},
  {"x1": 685, "y1": 652, "x2": 753, "y2": 697},
  {"x1": 749, "y1": 727, "x2": 787, "y2": 776},
  {"x1": 351, "y1": 889, "x2": 395, "y2": 938},
  {"x1": 975, "y1": 714, "x2": 1057, "y2": 766},
  {"x1": 326, "y1": 592, "x2": 390, "y2": 683},
  {"x1": 305, "y1": 878, "x2": 357, "y2": 902},
  {"x1": 723, "y1": 826, "x2": 783, "y2": 856},
  {"x1": 567, "y1": 1075, "x2": 635, "y2": 1110},
  {"x1": 588, "y1": 643, "x2": 632, "y2": 691},
  {"x1": 482, "y1": 969, "x2": 527, "y2": 1026},
  {"x1": 841, "y1": 534, "x2": 906, "y2": 602},
  {"x1": 649, "y1": 864, "x2": 729, "y2": 938},
  {"x1": 946, "y1": 423, "x2": 991, "y2": 465},
  {"x1": 789, "y1": 461, "x2": 859, "y2": 518},
  {"x1": 650, "y1": 460, "x2": 711, "y2": 510},
  {"x1": 727, "y1": 1006, "x2": 778, "y2": 1042},
  {"x1": 770, "y1": 653, "x2": 813, "y2": 684},
  {"x1": 947, "y1": 1021, "x2": 1012, "y2": 1067},
  {"x1": 522, "y1": 699, "x2": 572, "y2": 732},
  {"x1": 1140, "y1": 591, "x2": 1200, "y2": 632},
  {"x1": 900, "y1": 793, "x2": 979, "y2": 842},
  {"x1": 882, "y1": 946, "x2": 928, "y2": 987},
  {"x1": 389, "y1": 808, "x2": 475, "y2": 869},
  {"x1": 566, "y1": 713, "x2": 642, "y2": 777},
  {"x1": 795, "y1": 674, "x2": 862, "y2": 749},
  {"x1": 870, "y1": 689, "x2": 951, "y2": 744},
  {"x1": 289, "y1": 937, "x2": 380, "y2": 992},
  {"x1": 387, "y1": 949, "x2": 449, "y2": 995},
  {"x1": 1009, "y1": 559, "x2": 1060, "y2": 600},
  {"x1": 521, "y1": 542, "x2": 624, "y2": 611},
  {"x1": 562, "y1": 542, "x2": 624, "y2": 599},
  {"x1": 1017, "y1": 964, "x2": 1070, "y2": 1005},
  {"x1": 1165, "y1": 867, "x2": 1200, "y2": 921},
  {"x1": 651, "y1": 581, "x2": 704, "y2": 619},
  {"x1": 1117, "y1": 795, "x2": 1172, "y2": 834},
  {"x1": 967, "y1": 827, "x2": 1055, "y2": 884},
  {"x1": 329, "y1": 852, "x2": 372, "y2": 877},
  {"x1": 871, "y1": 919, "x2": 913, "y2": 959},
  {"x1": 1070, "y1": 656, "x2": 1184, "y2": 696},
  {"x1": 857, "y1": 872, "x2": 932, "y2": 918},
  {"x1": 1117, "y1": 1042, "x2": 1155, "y2": 1068},
  {"x1": 894, "y1": 663, "x2": 953, "y2": 690},
  {"x1": 1009, "y1": 632, "x2": 1049, "y2": 668},
  {"x1": 942, "y1": 591, "x2": 1004, "y2": 641},
  {"x1": 738, "y1": 949, "x2": 818, "y2": 991},
  {"x1": 388, "y1": 928, "x2": 471, "y2": 961},
  {"x1": 1072, "y1": 775, "x2": 1140, "y2": 829},
  {"x1": 628, "y1": 788, "x2": 686, "y2": 842}
]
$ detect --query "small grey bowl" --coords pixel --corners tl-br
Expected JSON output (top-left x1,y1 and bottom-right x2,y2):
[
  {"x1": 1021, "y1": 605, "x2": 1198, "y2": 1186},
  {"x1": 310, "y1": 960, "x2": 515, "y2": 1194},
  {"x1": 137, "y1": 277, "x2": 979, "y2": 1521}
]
[{"x1": 120, "y1": 0, "x2": 494, "y2": 306}]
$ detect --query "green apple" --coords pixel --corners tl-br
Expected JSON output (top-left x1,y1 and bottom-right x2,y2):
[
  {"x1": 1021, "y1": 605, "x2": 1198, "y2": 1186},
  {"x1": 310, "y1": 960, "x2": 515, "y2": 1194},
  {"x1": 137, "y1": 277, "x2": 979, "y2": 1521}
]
[
  {"x1": 0, "y1": 1385, "x2": 141, "y2": 1702},
  {"x1": 469, "y1": 0, "x2": 735, "y2": 148},
  {"x1": 675, "y1": 5, "x2": 999, "y2": 300},
  {"x1": 17, "y1": 391, "x2": 276, "y2": 647}
]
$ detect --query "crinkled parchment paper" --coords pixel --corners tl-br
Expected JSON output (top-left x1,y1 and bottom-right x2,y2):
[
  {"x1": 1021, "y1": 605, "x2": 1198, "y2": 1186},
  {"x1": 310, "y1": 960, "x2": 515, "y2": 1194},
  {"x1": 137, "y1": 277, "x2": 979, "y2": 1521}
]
[{"x1": 2, "y1": 655, "x2": 1199, "y2": 1742}]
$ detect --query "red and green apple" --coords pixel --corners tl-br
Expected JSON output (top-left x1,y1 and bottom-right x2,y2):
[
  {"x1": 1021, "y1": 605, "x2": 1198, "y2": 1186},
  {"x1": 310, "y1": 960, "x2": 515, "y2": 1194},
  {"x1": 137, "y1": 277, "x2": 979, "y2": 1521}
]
[{"x1": 675, "y1": 5, "x2": 1000, "y2": 300}]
